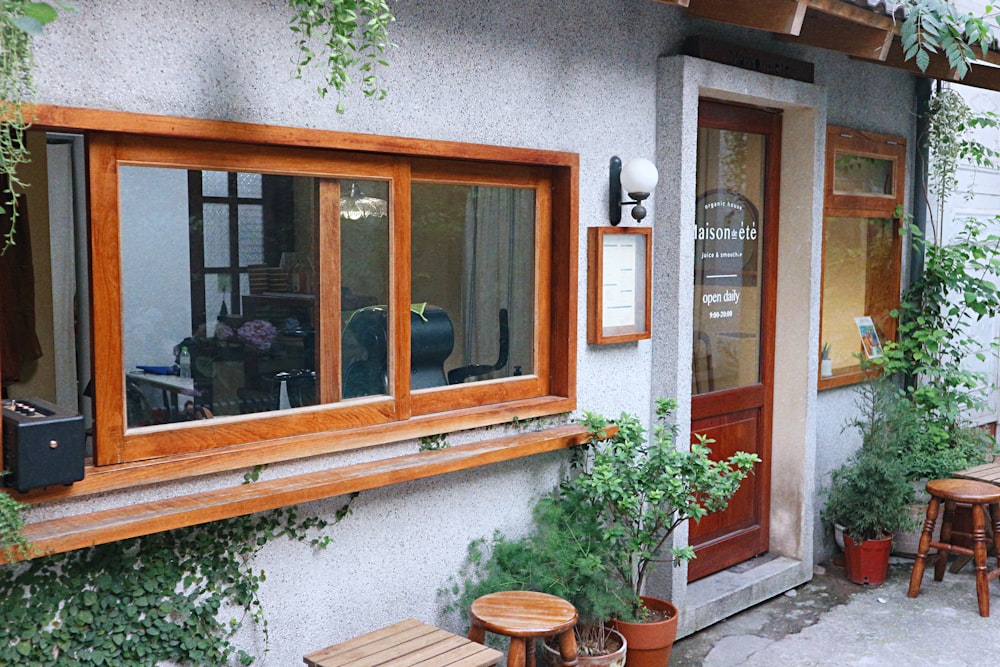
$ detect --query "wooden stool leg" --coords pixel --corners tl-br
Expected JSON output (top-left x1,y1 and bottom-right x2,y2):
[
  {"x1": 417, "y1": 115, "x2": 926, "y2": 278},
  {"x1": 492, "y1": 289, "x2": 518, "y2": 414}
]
[
  {"x1": 558, "y1": 630, "x2": 579, "y2": 667},
  {"x1": 909, "y1": 497, "x2": 941, "y2": 598},
  {"x1": 935, "y1": 501, "x2": 957, "y2": 581},
  {"x1": 468, "y1": 624, "x2": 486, "y2": 644},
  {"x1": 507, "y1": 638, "x2": 526, "y2": 667},
  {"x1": 974, "y1": 503, "x2": 991, "y2": 617},
  {"x1": 990, "y1": 503, "x2": 1000, "y2": 566}
]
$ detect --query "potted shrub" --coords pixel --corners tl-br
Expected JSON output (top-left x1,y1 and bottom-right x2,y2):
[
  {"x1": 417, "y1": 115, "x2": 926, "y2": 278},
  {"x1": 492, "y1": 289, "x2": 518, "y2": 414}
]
[
  {"x1": 449, "y1": 398, "x2": 758, "y2": 667},
  {"x1": 449, "y1": 494, "x2": 634, "y2": 666},
  {"x1": 848, "y1": 377, "x2": 995, "y2": 556},
  {"x1": 576, "y1": 398, "x2": 759, "y2": 667},
  {"x1": 822, "y1": 443, "x2": 915, "y2": 585}
]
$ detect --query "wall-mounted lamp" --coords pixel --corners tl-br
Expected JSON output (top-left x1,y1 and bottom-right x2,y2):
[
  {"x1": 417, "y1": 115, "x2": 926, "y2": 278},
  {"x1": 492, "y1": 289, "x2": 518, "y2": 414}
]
[{"x1": 609, "y1": 156, "x2": 659, "y2": 225}]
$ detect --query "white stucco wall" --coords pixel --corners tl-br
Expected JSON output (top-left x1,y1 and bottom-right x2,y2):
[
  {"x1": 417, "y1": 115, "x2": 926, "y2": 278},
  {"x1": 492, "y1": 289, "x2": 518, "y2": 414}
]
[{"x1": 21, "y1": 0, "x2": 921, "y2": 662}]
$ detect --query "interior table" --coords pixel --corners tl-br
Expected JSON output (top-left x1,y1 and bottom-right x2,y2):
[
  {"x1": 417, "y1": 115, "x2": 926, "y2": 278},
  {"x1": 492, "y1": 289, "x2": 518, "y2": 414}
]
[{"x1": 303, "y1": 618, "x2": 503, "y2": 667}]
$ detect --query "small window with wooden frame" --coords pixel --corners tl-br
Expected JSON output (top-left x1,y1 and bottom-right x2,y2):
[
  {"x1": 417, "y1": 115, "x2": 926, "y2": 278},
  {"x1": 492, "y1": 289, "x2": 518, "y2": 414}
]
[{"x1": 819, "y1": 126, "x2": 906, "y2": 389}]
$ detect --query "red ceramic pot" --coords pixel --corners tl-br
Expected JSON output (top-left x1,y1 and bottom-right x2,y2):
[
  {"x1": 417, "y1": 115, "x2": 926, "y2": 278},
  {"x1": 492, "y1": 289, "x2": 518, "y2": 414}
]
[
  {"x1": 610, "y1": 596, "x2": 678, "y2": 667},
  {"x1": 843, "y1": 533, "x2": 893, "y2": 585}
]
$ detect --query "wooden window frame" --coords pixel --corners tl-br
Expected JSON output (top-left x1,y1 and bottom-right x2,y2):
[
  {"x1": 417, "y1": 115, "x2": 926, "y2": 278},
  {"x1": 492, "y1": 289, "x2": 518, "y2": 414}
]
[
  {"x1": 9, "y1": 105, "x2": 578, "y2": 500},
  {"x1": 819, "y1": 126, "x2": 906, "y2": 390}
]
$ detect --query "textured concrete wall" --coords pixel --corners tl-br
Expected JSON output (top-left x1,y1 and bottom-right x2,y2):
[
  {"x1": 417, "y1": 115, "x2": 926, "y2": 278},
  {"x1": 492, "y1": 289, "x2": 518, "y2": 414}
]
[{"x1": 26, "y1": 1, "x2": 919, "y2": 663}]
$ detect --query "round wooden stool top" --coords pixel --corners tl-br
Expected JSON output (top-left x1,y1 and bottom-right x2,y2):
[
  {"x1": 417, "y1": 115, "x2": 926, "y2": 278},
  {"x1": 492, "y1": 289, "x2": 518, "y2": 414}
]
[
  {"x1": 927, "y1": 478, "x2": 1000, "y2": 504},
  {"x1": 470, "y1": 591, "x2": 577, "y2": 638}
]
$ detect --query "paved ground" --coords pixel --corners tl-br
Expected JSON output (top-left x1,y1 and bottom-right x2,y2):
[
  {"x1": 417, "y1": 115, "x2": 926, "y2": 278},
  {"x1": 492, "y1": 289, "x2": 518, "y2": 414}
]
[{"x1": 669, "y1": 556, "x2": 1000, "y2": 666}]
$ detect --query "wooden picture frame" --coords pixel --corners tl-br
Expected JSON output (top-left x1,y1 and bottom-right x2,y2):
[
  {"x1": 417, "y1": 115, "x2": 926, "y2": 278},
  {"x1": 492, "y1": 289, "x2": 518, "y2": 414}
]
[{"x1": 587, "y1": 226, "x2": 652, "y2": 344}]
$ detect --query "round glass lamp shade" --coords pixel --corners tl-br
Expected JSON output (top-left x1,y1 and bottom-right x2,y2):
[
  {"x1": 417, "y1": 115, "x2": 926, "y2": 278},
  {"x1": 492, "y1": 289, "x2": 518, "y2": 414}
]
[{"x1": 620, "y1": 157, "x2": 659, "y2": 195}]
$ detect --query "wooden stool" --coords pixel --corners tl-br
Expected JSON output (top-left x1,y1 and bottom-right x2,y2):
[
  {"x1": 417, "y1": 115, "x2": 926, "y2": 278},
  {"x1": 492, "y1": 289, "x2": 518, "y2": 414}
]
[
  {"x1": 468, "y1": 591, "x2": 578, "y2": 667},
  {"x1": 907, "y1": 478, "x2": 1000, "y2": 617}
]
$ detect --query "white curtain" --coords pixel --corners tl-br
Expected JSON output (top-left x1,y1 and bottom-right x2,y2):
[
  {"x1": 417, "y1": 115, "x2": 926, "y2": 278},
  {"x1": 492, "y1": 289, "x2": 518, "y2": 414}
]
[{"x1": 461, "y1": 187, "x2": 534, "y2": 377}]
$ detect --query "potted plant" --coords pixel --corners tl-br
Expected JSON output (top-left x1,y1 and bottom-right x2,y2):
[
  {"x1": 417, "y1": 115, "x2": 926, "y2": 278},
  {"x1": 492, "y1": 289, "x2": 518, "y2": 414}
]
[
  {"x1": 822, "y1": 440, "x2": 915, "y2": 585},
  {"x1": 448, "y1": 494, "x2": 634, "y2": 666},
  {"x1": 448, "y1": 398, "x2": 758, "y2": 666},
  {"x1": 820, "y1": 342, "x2": 833, "y2": 377},
  {"x1": 850, "y1": 376, "x2": 995, "y2": 556},
  {"x1": 576, "y1": 398, "x2": 759, "y2": 667}
]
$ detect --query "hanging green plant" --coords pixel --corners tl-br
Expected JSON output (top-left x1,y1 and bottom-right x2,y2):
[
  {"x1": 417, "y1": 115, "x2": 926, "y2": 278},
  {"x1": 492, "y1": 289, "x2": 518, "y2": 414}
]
[
  {"x1": 288, "y1": 0, "x2": 395, "y2": 113},
  {"x1": 0, "y1": 0, "x2": 64, "y2": 254}
]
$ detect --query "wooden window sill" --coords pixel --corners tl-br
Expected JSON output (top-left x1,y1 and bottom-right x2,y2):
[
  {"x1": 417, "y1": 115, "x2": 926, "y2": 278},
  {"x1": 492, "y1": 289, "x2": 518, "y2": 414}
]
[
  {"x1": 12, "y1": 395, "x2": 575, "y2": 504},
  {"x1": 2, "y1": 423, "x2": 593, "y2": 565}
]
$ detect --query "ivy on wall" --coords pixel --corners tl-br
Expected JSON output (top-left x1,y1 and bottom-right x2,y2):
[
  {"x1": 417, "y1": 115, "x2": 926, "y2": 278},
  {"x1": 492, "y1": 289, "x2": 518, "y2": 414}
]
[{"x1": 0, "y1": 492, "x2": 357, "y2": 666}]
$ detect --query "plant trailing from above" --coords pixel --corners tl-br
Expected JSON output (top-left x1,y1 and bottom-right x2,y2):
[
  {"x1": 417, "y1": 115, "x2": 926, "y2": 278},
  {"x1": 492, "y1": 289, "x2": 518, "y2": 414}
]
[
  {"x1": 0, "y1": 1, "x2": 64, "y2": 254},
  {"x1": 900, "y1": 1, "x2": 1000, "y2": 79},
  {"x1": 577, "y1": 399, "x2": 760, "y2": 605},
  {"x1": 288, "y1": 0, "x2": 395, "y2": 113}
]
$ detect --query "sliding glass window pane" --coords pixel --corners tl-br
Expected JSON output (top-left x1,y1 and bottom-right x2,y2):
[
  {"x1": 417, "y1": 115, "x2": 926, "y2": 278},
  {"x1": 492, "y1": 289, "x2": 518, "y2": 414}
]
[
  {"x1": 120, "y1": 166, "x2": 336, "y2": 427},
  {"x1": 237, "y1": 172, "x2": 262, "y2": 199},
  {"x1": 340, "y1": 179, "x2": 392, "y2": 399},
  {"x1": 410, "y1": 183, "x2": 535, "y2": 387}
]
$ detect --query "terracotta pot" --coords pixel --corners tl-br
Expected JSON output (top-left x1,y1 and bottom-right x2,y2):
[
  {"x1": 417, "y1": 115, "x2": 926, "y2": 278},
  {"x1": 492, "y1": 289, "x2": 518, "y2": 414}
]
[
  {"x1": 610, "y1": 596, "x2": 678, "y2": 667},
  {"x1": 842, "y1": 533, "x2": 892, "y2": 585},
  {"x1": 539, "y1": 627, "x2": 627, "y2": 667}
]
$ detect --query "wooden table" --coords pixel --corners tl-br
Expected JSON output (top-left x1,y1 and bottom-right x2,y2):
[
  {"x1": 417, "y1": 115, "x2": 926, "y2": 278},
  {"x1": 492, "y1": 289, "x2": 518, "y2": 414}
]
[
  {"x1": 304, "y1": 618, "x2": 504, "y2": 667},
  {"x1": 954, "y1": 462, "x2": 1000, "y2": 486}
]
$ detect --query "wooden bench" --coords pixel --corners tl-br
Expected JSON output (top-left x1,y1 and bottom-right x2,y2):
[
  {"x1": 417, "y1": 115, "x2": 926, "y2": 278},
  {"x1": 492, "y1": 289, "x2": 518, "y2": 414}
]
[{"x1": 304, "y1": 618, "x2": 504, "y2": 667}]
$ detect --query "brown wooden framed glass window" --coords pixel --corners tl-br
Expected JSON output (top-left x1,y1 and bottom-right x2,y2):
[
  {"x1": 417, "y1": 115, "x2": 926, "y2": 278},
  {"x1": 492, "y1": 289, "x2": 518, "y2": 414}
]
[
  {"x1": 819, "y1": 126, "x2": 906, "y2": 390},
  {"x1": 76, "y1": 124, "x2": 575, "y2": 467}
]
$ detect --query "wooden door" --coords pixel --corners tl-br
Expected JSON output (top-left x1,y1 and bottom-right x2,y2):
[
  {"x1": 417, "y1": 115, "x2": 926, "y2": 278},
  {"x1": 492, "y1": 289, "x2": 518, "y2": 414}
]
[{"x1": 688, "y1": 100, "x2": 779, "y2": 582}]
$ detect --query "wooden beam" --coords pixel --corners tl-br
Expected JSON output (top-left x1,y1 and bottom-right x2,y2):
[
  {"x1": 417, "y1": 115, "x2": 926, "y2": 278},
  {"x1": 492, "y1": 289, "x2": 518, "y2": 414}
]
[
  {"x1": 2, "y1": 424, "x2": 598, "y2": 565},
  {"x1": 791, "y1": 8, "x2": 894, "y2": 61},
  {"x1": 870, "y1": 38, "x2": 1000, "y2": 93},
  {"x1": 683, "y1": 0, "x2": 808, "y2": 36}
]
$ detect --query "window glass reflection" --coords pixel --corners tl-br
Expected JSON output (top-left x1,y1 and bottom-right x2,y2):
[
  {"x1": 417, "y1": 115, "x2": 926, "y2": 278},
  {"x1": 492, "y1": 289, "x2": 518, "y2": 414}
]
[
  {"x1": 119, "y1": 168, "x2": 389, "y2": 428},
  {"x1": 410, "y1": 183, "x2": 535, "y2": 385}
]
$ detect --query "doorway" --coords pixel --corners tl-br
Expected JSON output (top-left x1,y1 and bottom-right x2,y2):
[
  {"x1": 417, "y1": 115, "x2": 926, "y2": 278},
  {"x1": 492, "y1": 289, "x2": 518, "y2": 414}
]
[{"x1": 689, "y1": 100, "x2": 779, "y2": 582}]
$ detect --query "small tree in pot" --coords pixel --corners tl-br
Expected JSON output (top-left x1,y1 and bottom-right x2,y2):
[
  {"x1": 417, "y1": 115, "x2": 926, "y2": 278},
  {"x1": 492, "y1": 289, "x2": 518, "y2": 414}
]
[{"x1": 576, "y1": 398, "x2": 759, "y2": 666}]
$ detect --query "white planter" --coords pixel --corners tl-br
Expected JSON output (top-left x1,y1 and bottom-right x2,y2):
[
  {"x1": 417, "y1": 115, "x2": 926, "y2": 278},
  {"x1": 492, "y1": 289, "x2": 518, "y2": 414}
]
[{"x1": 821, "y1": 359, "x2": 833, "y2": 377}]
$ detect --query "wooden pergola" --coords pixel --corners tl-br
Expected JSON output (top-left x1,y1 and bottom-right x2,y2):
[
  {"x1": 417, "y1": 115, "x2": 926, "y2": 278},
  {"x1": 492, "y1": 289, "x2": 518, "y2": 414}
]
[{"x1": 658, "y1": 0, "x2": 1000, "y2": 91}]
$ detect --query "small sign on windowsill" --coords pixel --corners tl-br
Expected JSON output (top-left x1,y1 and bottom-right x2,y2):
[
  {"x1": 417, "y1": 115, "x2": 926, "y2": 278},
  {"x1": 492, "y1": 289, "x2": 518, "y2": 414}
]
[
  {"x1": 855, "y1": 316, "x2": 884, "y2": 359},
  {"x1": 588, "y1": 227, "x2": 652, "y2": 344}
]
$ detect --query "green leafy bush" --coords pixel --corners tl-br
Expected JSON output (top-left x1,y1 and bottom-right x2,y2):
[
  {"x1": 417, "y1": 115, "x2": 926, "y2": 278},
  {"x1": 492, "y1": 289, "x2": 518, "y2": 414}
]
[
  {"x1": 822, "y1": 448, "x2": 915, "y2": 543},
  {"x1": 448, "y1": 398, "x2": 759, "y2": 647},
  {"x1": 578, "y1": 398, "x2": 759, "y2": 599}
]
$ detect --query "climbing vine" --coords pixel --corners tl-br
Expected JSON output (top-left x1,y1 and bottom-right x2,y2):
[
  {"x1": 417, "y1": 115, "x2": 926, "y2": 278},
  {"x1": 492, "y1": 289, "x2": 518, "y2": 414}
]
[
  {"x1": 0, "y1": 493, "x2": 356, "y2": 666},
  {"x1": 288, "y1": 0, "x2": 395, "y2": 113}
]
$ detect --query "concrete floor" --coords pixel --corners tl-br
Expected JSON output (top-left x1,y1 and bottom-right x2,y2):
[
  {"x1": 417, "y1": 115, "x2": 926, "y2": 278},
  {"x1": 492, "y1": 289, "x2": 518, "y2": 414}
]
[{"x1": 669, "y1": 556, "x2": 1000, "y2": 665}]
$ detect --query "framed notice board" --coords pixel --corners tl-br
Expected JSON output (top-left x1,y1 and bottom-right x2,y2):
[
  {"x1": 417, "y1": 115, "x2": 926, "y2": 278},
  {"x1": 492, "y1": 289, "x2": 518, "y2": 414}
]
[{"x1": 587, "y1": 226, "x2": 652, "y2": 344}]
